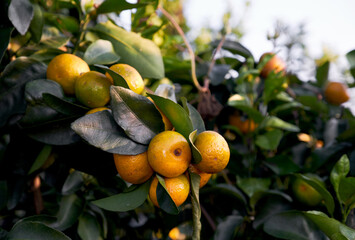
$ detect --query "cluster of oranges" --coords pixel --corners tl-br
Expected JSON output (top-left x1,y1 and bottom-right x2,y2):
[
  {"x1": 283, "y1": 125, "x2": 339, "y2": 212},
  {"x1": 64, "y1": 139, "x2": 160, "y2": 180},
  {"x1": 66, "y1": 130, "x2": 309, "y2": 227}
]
[
  {"x1": 46, "y1": 53, "x2": 230, "y2": 209},
  {"x1": 115, "y1": 129, "x2": 230, "y2": 208}
]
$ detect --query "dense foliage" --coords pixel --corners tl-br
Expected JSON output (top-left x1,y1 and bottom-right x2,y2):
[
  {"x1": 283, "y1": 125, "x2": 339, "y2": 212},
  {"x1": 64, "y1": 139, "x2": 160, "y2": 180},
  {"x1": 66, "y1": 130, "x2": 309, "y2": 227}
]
[{"x1": 1, "y1": 0, "x2": 355, "y2": 239}]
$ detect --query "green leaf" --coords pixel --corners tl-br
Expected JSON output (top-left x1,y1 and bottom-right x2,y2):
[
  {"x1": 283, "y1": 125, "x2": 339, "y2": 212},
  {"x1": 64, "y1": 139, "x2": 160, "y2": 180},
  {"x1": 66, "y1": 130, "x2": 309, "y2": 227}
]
[
  {"x1": 30, "y1": 48, "x2": 66, "y2": 63},
  {"x1": 154, "y1": 83, "x2": 177, "y2": 102},
  {"x1": 227, "y1": 102, "x2": 264, "y2": 124},
  {"x1": 181, "y1": 98, "x2": 205, "y2": 134},
  {"x1": 315, "y1": 61, "x2": 330, "y2": 88},
  {"x1": 83, "y1": 40, "x2": 120, "y2": 65},
  {"x1": 51, "y1": 194, "x2": 84, "y2": 231},
  {"x1": 339, "y1": 177, "x2": 355, "y2": 208},
  {"x1": 28, "y1": 144, "x2": 52, "y2": 174},
  {"x1": 189, "y1": 172, "x2": 202, "y2": 240},
  {"x1": 331, "y1": 155, "x2": 350, "y2": 204},
  {"x1": 93, "y1": 64, "x2": 129, "y2": 88},
  {"x1": 0, "y1": 27, "x2": 14, "y2": 62},
  {"x1": 255, "y1": 129, "x2": 283, "y2": 150},
  {"x1": 62, "y1": 171, "x2": 84, "y2": 195},
  {"x1": 110, "y1": 86, "x2": 164, "y2": 144},
  {"x1": 92, "y1": 180, "x2": 150, "y2": 212},
  {"x1": 8, "y1": 0, "x2": 34, "y2": 35},
  {"x1": 209, "y1": 64, "x2": 230, "y2": 86},
  {"x1": 262, "y1": 72, "x2": 287, "y2": 104},
  {"x1": 78, "y1": 212, "x2": 103, "y2": 240},
  {"x1": 147, "y1": 93, "x2": 194, "y2": 140},
  {"x1": 346, "y1": 50, "x2": 355, "y2": 79},
  {"x1": 29, "y1": 3, "x2": 43, "y2": 43},
  {"x1": 216, "y1": 40, "x2": 253, "y2": 59},
  {"x1": 264, "y1": 155, "x2": 301, "y2": 176},
  {"x1": 0, "y1": 57, "x2": 47, "y2": 128},
  {"x1": 305, "y1": 210, "x2": 354, "y2": 240},
  {"x1": 261, "y1": 116, "x2": 300, "y2": 132},
  {"x1": 91, "y1": 21, "x2": 164, "y2": 79},
  {"x1": 236, "y1": 177, "x2": 271, "y2": 198},
  {"x1": 201, "y1": 184, "x2": 247, "y2": 206},
  {"x1": 214, "y1": 215, "x2": 244, "y2": 240},
  {"x1": 39, "y1": 36, "x2": 69, "y2": 48},
  {"x1": 250, "y1": 190, "x2": 292, "y2": 210},
  {"x1": 189, "y1": 130, "x2": 202, "y2": 164},
  {"x1": 71, "y1": 110, "x2": 147, "y2": 155},
  {"x1": 296, "y1": 174, "x2": 335, "y2": 216},
  {"x1": 270, "y1": 101, "x2": 304, "y2": 114},
  {"x1": 96, "y1": 0, "x2": 146, "y2": 14},
  {"x1": 298, "y1": 95, "x2": 328, "y2": 115},
  {"x1": 264, "y1": 211, "x2": 327, "y2": 240},
  {"x1": 8, "y1": 221, "x2": 71, "y2": 240},
  {"x1": 42, "y1": 93, "x2": 89, "y2": 116},
  {"x1": 156, "y1": 174, "x2": 179, "y2": 215}
]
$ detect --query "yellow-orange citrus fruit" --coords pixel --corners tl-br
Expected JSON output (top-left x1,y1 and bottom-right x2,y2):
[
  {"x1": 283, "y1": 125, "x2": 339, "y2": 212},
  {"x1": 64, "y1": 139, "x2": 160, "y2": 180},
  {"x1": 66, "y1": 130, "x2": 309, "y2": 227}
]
[
  {"x1": 259, "y1": 52, "x2": 286, "y2": 78},
  {"x1": 106, "y1": 63, "x2": 145, "y2": 94},
  {"x1": 85, "y1": 107, "x2": 110, "y2": 115},
  {"x1": 324, "y1": 81, "x2": 350, "y2": 105},
  {"x1": 149, "y1": 174, "x2": 190, "y2": 207},
  {"x1": 292, "y1": 175, "x2": 324, "y2": 207},
  {"x1": 46, "y1": 53, "x2": 90, "y2": 95},
  {"x1": 188, "y1": 164, "x2": 212, "y2": 188},
  {"x1": 75, "y1": 71, "x2": 112, "y2": 108},
  {"x1": 113, "y1": 152, "x2": 153, "y2": 184},
  {"x1": 194, "y1": 131, "x2": 230, "y2": 173},
  {"x1": 147, "y1": 97, "x2": 173, "y2": 131},
  {"x1": 148, "y1": 131, "x2": 191, "y2": 178},
  {"x1": 168, "y1": 227, "x2": 187, "y2": 240},
  {"x1": 228, "y1": 113, "x2": 257, "y2": 134}
]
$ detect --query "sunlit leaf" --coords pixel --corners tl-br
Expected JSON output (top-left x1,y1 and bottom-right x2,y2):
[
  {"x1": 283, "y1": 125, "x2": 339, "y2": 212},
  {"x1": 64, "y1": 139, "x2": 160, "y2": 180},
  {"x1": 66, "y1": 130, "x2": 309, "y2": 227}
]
[
  {"x1": 83, "y1": 39, "x2": 120, "y2": 65},
  {"x1": 8, "y1": 0, "x2": 34, "y2": 35},
  {"x1": 182, "y1": 98, "x2": 205, "y2": 134},
  {"x1": 255, "y1": 129, "x2": 283, "y2": 150},
  {"x1": 261, "y1": 116, "x2": 300, "y2": 132},
  {"x1": 331, "y1": 155, "x2": 350, "y2": 204},
  {"x1": 96, "y1": 0, "x2": 146, "y2": 14}
]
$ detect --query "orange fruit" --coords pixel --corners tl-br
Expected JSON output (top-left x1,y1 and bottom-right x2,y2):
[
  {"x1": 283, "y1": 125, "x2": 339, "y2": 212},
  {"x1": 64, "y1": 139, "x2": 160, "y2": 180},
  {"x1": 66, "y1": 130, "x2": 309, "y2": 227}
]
[
  {"x1": 324, "y1": 81, "x2": 350, "y2": 105},
  {"x1": 147, "y1": 97, "x2": 173, "y2": 131},
  {"x1": 113, "y1": 151, "x2": 153, "y2": 185},
  {"x1": 194, "y1": 131, "x2": 230, "y2": 173},
  {"x1": 85, "y1": 107, "x2": 110, "y2": 115},
  {"x1": 292, "y1": 174, "x2": 324, "y2": 207},
  {"x1": 259, "y1": 52, "x2": 286, "y2": 78},
  {"x1": 46, "y1": 53, "x2": 90, "y2": 95},
  {"x1": 168, "y1": 227, "x2": 187, "y2": 240},
  {"x1": 228, "y1": 113, "x2": 257, "y2": 134},
  {"x1": 149, "y1": 174, "x2": 190, "y2": 207},
  {"x1": 188, "y1": 164, "x2": 212, "y2": 188},
  {"x1": 105, "y1": 63, "x2": 145, "y2": 94},
  {"x1": 148, "y1": 131, "x2": 191, "y2": 178},
  {"x1": 75, "y1": 71, "x2": 112, "y2": 108}
]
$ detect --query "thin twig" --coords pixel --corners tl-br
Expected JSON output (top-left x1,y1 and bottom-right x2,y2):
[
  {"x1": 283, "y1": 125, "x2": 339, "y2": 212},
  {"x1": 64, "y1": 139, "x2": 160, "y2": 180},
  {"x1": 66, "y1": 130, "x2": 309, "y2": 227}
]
[{"x1": 158, "y1": 5, "x2": 205, "y2": 93}]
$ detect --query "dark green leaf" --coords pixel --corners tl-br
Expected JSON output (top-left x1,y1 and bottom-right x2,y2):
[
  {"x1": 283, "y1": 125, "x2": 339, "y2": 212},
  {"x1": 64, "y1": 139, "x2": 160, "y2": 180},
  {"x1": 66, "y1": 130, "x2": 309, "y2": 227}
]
[
  {"x1": 214, "y1": 215, "x2": 243, "y2": 240},
  {"x1": 8, "y1": 221, "x2": 71, "y2": 240},
  {"x1": 29, "y1": 3, "x2": 43, "y2": 43},
  {"x1": 189, "y1": 172, "x2": 201, "y2": 239},
  {"x1": 39, "y1": 36, "x2": 69, "y2": 48},
  {"x1": 51, "y1": 194, "x2": 84, "y2": 231},
  {"x1": 331, "y1": 155, "x2": 350, "y2": 204},
  {"x1": 8, "y1": 0, "x2": 34, "y2": 35},
  {"x1": 42, "y1": 93, "x2": 89, "y2": 116},
  {"x1": 92, "y1": 180, "x2": 150, "y2": 212},
  {"x1": 209, "y1": 64, "x2": 230, "y2": 86},
  {"x1": 270, "y1": 101, "x2": 304, "y2": 114},
  {"x1": 71, "y1": 110, "x2": 147, "y2": 155},
  {"x1": 346, "y1": 50, "x2": 355, "y2": 79},
  {"x1": 305, "y1": 211, "x2": 353, "y2": 240},
  {"x1": 30, "y1": 48, "x2": 66, "y2": 63},
  {"x1": 110, "y1": 86, "x2": 164, "y2": 144},
  {"x1": 298, "y1": 95, "x2": 328, "y2": 115},
  {"x1": 0, "y1": 57, "x2": 47, "y2": 128},
  {"x1": 227, "y1": 102, "x2": 264, "y2": 124},
  {"x1": 28, "y1": 144, "x2": 52, "y2": 174},
  {"x1": 250, "y1": 190, "x2": 292, "y2": 210},
  {"x1": 181, "y1": 98, "x2": 205, "y2": 134},
  {"x1": 15, "y1": 215, "x2": 57, "y2": 226},
  {"x1": 0, "y1": 181, "x2": 7, "y2": 210},
  {"x1": 264, "y1": 211, "x2": 327, "y2": 240},
  {"x1": 201, "y1": 183, "x2": 247, "y2": 206},
  {"x1": 62, "y1": 171, "x2": 84, "y2": 195},
  {"x1": 189, "y1": 130, "x2": 202, "y2": 164},
  {"x1": 0, "y1": 27, "x2": 13, "y2": 62},
  {"x1": 147, "y1": 93, "x2": 194, "y2": 140},
  {"x1": 156, "y1": 175, "x2": 179, "y2": 215},
  {"x1": 236, "y1": 177, "x2": 271, "y2": 198},
  {"x1": 315, "y1": 61, "x2": 330, "y2": 88},
  {"x1": 94, "y1": 64, "x2": 129, "y2": 89},
  {"x1": 296, "y1": 174, "x2": 335, "y2": 216},
  {"x1": 255, "y1": 129, "x2": 283, "y2": 150},
  {"x1": 261, "y1": 116, "x2": 300, "y2": 132},
  {"x1": 217, "y1": 40, "x2": 253, "y2": 59},
  {"x1": 91, "y1": 21, "x2": 164, "y2": 79},
  {"x1": 78, "y1": 212, "x2": 103, "y2": 240},
  {"x1": 83, "y1": 40, "x2": 120, "y2": 65},
  {"x1": 264, "y1": 155, "x2": 301, "y2": 176},
  {"x1": 339, "y1": 177, "x2": 355, "y2": 207},
  {"x1": 262, "y1": 72, "x2": 287, "y2": 104},
  {"x1": 97, "y1": 0, "x2": 146, "y2": 14}
]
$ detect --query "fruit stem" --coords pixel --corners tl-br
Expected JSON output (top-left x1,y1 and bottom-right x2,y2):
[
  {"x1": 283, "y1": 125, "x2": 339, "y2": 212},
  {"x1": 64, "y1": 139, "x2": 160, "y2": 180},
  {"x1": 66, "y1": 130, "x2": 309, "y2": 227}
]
[{"x1": 158, "y1": 5, "x2": 205, "y2": 93}]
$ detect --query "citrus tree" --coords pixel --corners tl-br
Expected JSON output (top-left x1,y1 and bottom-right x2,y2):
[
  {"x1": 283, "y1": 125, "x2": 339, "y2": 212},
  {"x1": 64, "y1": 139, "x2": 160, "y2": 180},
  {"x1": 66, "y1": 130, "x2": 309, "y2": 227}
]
[{"x1": 1, "y1": 0, "x2": 355, "y2": 240}]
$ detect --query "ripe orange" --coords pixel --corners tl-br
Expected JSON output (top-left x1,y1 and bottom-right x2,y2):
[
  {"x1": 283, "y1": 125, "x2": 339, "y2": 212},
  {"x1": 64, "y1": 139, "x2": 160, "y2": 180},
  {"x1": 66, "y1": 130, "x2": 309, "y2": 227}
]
[
  {"x1": 259, "y1": 52, "x2": 286, "y2": 78},
  {"x1": 188, "y1": 164, "x2": 212, "y2": 188},
  {"x1": 46, "y1": 53, "x2": 90, "y2": 95},
  {"x1": 194, "y1": 131, "x2": 230, "y2": 173},
  {"x1": 85, "y1": 107, "x2": 110, "y2": 115},
  {"x1": 324, "y1": 81, "x2": 350, "y2": 105},
  {"x1": 75, "y1": 71, "x2": 112, "y2": 108},
  {"x1": 105, "y1": 63, "x2": 145, "y2": 94},
  {"x1": 113, "y1": 152, "x2": 153, "y2": 185},
  {"x1": 292, "y1": 175, "x2": 324, "y2": 207},
  {"x1": 228, "y1": 113, "x2": 257, "y2": 134},
  {"x1": 149, "y1": 174, "x2": 190, "y2": 208},
  {"x1": 148, "y1": 131, "x2": 191, "y2": 178}
]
